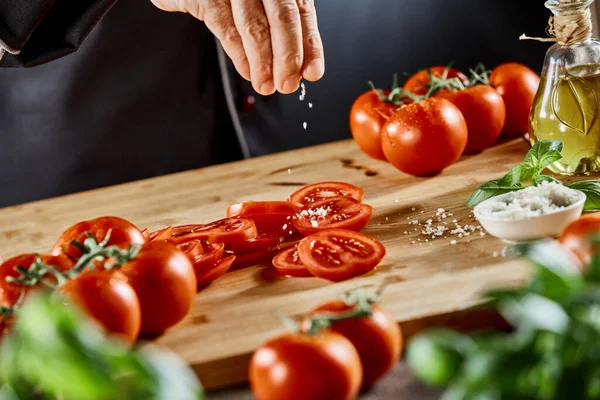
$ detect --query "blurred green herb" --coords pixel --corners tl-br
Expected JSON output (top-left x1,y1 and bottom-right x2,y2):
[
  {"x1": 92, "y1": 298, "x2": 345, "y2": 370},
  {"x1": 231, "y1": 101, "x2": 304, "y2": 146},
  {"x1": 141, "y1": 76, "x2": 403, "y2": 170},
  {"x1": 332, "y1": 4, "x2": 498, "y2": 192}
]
[
  {"x1": 407, "y1": 238, "x2": 600, "y2": 399},
  {"x1": 0, "y1": 293, "x2": 204, "y2": 400},
  {"x1": 465, "y1": 140, "x2": 600, "y2": 211}
]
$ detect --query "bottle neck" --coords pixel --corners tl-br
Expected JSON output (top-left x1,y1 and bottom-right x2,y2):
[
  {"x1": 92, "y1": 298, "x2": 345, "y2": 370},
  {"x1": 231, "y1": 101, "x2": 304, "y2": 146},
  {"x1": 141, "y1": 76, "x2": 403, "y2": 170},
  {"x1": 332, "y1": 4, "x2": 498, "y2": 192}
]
[{"x1": 545, "y1": 0, "x2": 594, "y2": 45}]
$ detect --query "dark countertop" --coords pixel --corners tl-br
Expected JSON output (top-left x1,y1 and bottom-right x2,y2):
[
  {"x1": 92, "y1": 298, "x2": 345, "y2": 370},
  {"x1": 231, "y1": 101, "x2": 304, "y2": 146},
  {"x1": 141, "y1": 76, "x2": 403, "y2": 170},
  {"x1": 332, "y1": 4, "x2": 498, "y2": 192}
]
[{"x1": 210, "y1": 360, "x2": 440, "y2": 400}]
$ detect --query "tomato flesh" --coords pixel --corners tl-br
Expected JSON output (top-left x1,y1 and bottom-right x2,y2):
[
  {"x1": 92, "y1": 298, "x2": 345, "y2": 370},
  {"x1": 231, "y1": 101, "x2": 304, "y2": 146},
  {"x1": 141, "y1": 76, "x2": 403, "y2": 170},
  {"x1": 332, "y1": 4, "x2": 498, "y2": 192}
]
[
  {"x1": 169, "y1": 218, "x2": 257, "y2": 246},
  {"x1": 150, "y1": 226, "x2": 173, "y2": 242},
  {"x1": 227, "y1": 250, "x2": 272, "y2": 270},
  {"x1": 226, "y1": 234, "x2": 281, "y2": 255},
  {"x1": 190, "y1": 243, "x2": 225, "y2": 276},
  {"x1": 176, "y1": 240, "x2": 205, "y2": 261},
  {"x1": 293, "y1": 197, "x2": 373, "y2": 236},
  {"x1": 297, "y1": 229, "x2": 386, "y2": 281},
  {"x1": 289, "y1": 182, "x2": 364, "y2": 205},
  {"x1": 196, "y1": 255, "x2": 236, "y2": 286},
  {"x1": 227, "y1": 201, "x2": 302, "y2": 218},
  {"x1": 272, "y1": 247, "x2": 313, "y2": 278}
]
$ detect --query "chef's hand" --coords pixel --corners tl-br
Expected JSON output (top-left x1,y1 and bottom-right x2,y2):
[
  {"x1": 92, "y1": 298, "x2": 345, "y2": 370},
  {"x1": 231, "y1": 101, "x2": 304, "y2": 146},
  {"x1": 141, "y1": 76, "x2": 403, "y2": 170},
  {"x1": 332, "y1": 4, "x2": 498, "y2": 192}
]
[{"x1": 150, "y1": 0, "x2": 324, "y2": 95}]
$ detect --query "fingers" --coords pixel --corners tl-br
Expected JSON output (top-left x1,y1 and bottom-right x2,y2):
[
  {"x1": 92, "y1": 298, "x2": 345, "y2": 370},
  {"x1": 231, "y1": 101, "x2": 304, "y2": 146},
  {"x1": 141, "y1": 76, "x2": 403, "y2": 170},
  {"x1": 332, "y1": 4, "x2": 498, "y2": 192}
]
[
  {"x1": 262, "y1": 0, "x2": 303, "y2": 94},
  {"x1": 297, "y1": 0, "x2": 324, "y2": 82},
  {"x1": 231, "y1": 0, "x2": 275, "y2": 95},
  {"x1": 192, "y1": 0, "x2": 251, "y2": 81}
]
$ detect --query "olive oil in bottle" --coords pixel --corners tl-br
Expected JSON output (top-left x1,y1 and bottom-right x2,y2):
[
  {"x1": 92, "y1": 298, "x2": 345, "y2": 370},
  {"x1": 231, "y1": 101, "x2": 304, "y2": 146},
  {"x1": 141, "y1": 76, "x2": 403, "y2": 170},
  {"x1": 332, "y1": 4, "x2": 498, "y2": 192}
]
[{"x1": 530, "y1": 63, "x2": 600, "y2": 175}]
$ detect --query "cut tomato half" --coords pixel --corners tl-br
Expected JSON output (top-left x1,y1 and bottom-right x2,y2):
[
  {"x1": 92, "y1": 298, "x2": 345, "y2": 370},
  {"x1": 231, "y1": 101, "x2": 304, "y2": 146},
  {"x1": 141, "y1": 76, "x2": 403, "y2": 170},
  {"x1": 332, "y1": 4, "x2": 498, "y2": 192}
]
[
  {"x1": 226, "y1": 233, "x2": 281, "y2": 255},
  {"x1": 196, "y1": 255, "x2": 236, "y2": 286},
  {"x1": 297, "y1": 229, "x2": 385, "y2": 281},
  {"x1": 226, "y1": 201, "x2": 302, "y2": 218},
  {"x1": 289, "y1": 182, "x2": 364, "y2": 205},
  {"x1": 191, "y1": 243, "x2": 225, "y2": 276},
  {"x1": 293, "y1": 197, "x2": 373, "y2": 236},
  {"x1": 169, "y1": 218, "x2": 257, "y2": 246},
  {"x1": 272, "y1": 246, "x2": 313, "y2": 278},
  {"x1": 176, "y1": 240, "x2": 204, "y2": 261},
  {"x1": 150, "y1": 226, "x2": 173, "y2": 242}
]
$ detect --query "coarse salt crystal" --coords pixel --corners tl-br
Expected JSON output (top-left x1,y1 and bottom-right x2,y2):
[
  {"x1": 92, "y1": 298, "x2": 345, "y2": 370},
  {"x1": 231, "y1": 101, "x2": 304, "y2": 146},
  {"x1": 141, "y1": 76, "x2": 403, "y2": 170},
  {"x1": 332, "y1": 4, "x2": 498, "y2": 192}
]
[
  {"x1": 303, "y1": 122, "x2": 307, "y2": 130},
  {"x1": 450, "y1": 240, "x2": 457, "y2": 245},
  {"x1": 310, "y1": 220, "x2": 319, "y2": 228}
]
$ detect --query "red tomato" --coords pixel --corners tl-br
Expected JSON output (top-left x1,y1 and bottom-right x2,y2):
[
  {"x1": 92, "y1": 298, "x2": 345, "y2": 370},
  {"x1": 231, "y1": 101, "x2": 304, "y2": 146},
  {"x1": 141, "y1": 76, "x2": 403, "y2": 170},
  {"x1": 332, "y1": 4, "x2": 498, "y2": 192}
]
[
  {"x1": 226, "y1": 201, "x2": 302, "y2": 218},
  {"x1": 176, "y1": 240, "x2": 205, "y2": 260},
  {"x1": 196, "y1": 255, "x2": 236, "y2": 286},
  {"x1": 349, "y1": 90, "x2": 397, "y2": 160},
  {"x1": 118, "y1": 241, "x2": 196, "y2": 335},
  {"x1": 250, "y1": 214, "x2": 297, "y2": 238},
  {"x1": 59, "y1": 270, "x2": 141, "y2": 345},
  {"x1": 293, "y1": 197, "x2": 373, "y2": 236},
  {"x1": 403, "y1": 66, "x2": 468, "y2": 97},
  {"x1": 249, "y1": 332, "x2": 362, "y2": 400},
  {"x1": 559, "y1": 214, "x2": 600, "y2": 266},
  {"x1": 150, "y1": 226, "x2": 173, "y2": 242},
  {"x1": 0, "y1": 254, "x2": 73, "y2": 308},
  {"x1": 169, "y1": 218, "x2": 257, "y2": 246},
  {"x1": 381, "y1": 97, "x2": 468, "y2": 176},
  {"x1": 227, "y1": 234, "x2": 281, "y2": 255},
  {"x1": 298, "y1": 229, "x2": 386, "y2": 281},
  {"x1": 303, "y1": 300, "x2": 403, "y2": 387},
  {"x1": 51, "y1": 216, "x2": 146, "y2": 260},
  {"x1": 436, "y1": 85, "x2": 506, "y2": 154},
  {"x1": 272, "y1": 246, "x2": 313, "y2": 277},
  {"x1": 190, "y1": 243, "x2": 225, "y2": 278},
  {"x1": 141, "y1": 229, "x2": 150, "y2": 241},
  {"x1": 227, "y1": 250, "x2": 271, "y2": 270},
  {"x1": 289, "y1": 182, "x2": 364, "y2": 205},
  {"x1": 489, "y1": 62, "x2": 540, "y2": 135}
]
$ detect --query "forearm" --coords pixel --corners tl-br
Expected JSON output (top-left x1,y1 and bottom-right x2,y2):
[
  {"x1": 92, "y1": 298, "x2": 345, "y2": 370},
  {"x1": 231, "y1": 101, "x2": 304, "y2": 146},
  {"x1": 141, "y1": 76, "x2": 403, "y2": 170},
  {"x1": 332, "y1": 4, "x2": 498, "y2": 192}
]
[{"x1": 0, "y1": 0, "x2": 118, "y2": 67}]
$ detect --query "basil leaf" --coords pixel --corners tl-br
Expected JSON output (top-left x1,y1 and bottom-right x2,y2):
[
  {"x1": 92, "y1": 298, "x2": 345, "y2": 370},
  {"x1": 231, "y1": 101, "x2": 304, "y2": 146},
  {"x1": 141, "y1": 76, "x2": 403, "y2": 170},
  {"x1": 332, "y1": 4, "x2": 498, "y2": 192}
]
[
  {"x1": 465, "y1": 179, "x2": 523, "y2": 207},
  {"x1": 498, "y1": 163, "x2": 536, "y2": 187},
  {"x1": 533, "y1": 175, "x2": 561, "y2": 186},
  {"x1": 524, "y1": 140, "x2": 563, "y2": 170},
  {"x1": 568, "y1": 180, "x2": 600, "y2": 211}
]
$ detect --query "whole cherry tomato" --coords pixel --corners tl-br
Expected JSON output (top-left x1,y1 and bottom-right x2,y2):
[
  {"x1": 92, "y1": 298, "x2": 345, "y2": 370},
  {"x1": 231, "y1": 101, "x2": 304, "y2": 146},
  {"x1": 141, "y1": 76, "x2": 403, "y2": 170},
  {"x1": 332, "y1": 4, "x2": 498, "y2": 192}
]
[
  {"x1": 59, "y1": 270, "x2": 141, "y2": 345},
  {"x1": 436, "y1": 85, "x2": 506, "y2": 154},
  {"x1": 117, "y1": 241, "x2": 196, "y2": 335},
  {"x1": 489, "y1": 62, "x2": 540, "y2": 136},
  {"x1": 51, "y1": 216, "x2": 146, "y2": 260},
  {"x1": 559, "y1": 213, "x2": 600, "y2": 266},
  {"x1": 349, "y1": 90, "x2": 397, "y2": 161},
  {"x1": 381, "y1": 97, "x2": 468, "y2": 176},
  {"x1": 249, "y1": 331, "x2": 362, "y2": 400},
  {"x1": 403, "y1": 66, "x2": 468, "y2": 97},
  {"x1": 303, "y1": 300, "x2": 403, "y2": 387}
]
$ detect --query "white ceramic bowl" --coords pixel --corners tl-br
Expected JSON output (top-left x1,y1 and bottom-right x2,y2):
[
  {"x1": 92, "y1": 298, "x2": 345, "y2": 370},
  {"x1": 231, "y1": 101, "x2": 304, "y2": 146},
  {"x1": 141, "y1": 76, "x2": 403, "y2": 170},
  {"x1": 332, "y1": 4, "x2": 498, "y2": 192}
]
[{"x1": 473, "y1": 189, "x2": 586, "y2": 243}]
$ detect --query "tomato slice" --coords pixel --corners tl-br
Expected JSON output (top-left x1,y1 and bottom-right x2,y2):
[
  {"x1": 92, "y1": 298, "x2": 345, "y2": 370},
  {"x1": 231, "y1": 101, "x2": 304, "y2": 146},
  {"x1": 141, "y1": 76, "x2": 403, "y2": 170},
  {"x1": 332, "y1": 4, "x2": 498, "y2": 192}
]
[
  {"x1": 150, "y1": 226, "x2": 173, "y2": 242},
  {"x1": 289, "y1": 182, "x2": 364, "y2": 205},
  {"x1": 176, "y1": 240, "x2": 204, "y2": 260},
  {"x1": 293, "y1": 197, "x2": 373, "y2": 236},
  {"x1": 226, "y1": 250, "x2": 272, "y2": 270},
  {"x1": 250, "y1": 214, "x2": 298, "y2": 238},
  {"x1": 272, "y1": 247, "x2": 313, "y2": 278},
  {"x1": 191, "y1": 243, "x2": 225, "y2": 276},
  {"x1": 226, "y1": 201, "x2": 302, "y2": 218},
  {"x1": 141, "y1": 229, "x2": 150, "y2": 241},
  {"x1": 196, "y1": 255, "x2": 236, "y2": 286},
  {"x1": 227, "y1": 233, "x2": 281, "y2": 254},
  {"x1": 169, "y1": 218, "x2": 257, "y2": 246},
  {"x1": 297, "y1": 229, "x2": 386, "y2": 281}
]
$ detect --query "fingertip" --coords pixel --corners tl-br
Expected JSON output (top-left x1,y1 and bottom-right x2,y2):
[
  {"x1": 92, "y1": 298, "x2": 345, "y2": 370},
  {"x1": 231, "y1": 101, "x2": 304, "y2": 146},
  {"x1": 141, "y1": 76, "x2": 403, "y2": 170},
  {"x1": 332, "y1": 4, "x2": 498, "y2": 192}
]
[
  {"x1": 303, "y1": 59, "x2": 324, "y2": 81},
  {"x1": 255, "y1": 80, "x2": 276, "y2": 96}
]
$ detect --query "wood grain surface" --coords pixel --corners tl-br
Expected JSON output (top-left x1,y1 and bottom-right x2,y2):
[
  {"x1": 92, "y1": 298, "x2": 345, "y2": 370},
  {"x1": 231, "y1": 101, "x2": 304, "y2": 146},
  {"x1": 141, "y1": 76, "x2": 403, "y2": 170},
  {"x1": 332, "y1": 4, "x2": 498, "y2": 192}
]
[{"x1": 0, "y1": 139, "x2": 533, "y2": 390}]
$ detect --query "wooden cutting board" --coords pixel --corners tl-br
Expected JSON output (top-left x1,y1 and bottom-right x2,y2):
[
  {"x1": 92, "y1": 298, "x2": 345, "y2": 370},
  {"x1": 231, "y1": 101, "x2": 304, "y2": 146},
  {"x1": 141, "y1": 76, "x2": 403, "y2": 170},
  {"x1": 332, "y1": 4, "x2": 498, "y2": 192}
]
[{"x1": 0, "y1": 139, "x2": 534, "y2": 390}]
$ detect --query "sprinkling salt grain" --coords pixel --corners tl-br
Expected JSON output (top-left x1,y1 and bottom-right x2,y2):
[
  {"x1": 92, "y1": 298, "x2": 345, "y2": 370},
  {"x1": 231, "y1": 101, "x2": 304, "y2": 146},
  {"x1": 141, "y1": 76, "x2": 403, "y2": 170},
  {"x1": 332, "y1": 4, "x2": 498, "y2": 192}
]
[
  {"x1": 308, "y1": 102, "x2": 313, "y2": 108},
  {"x1": 299, "y1": 82, "x2": 306, "y2": 101},
  {"x1": 287, "y1": 169, "x2": 292, "y2": 174},
  {"x1": 493, "y1": 252, "x2": 499, "y2": 257},
  {"x1": 385, "y1": 217, "x2": 389, "y2": 221},
  {"x1": 395, "y1": 199, "x2": 400, "y2": 204},
  {"x1": 310, "y1": 220, "x2": 319, "y2": 228},
  {"x1": 303, "y1": 122, "x2": 308, "y2": 130},
  {"x1": 480, "y1": 231, "x2": 486, "y2": 236},
  {"x1": 411, "y1": 207, "x2": 416, "y2": 211},
  {"x1": 450, "y1": 240, "x2": 457, "y2": 245},
  {"x1": 475, "y1": 181, "x2": 580, "y2": 220},
  {"x1": 420, "y1": 211, "x2": 425, "y2": 214}
]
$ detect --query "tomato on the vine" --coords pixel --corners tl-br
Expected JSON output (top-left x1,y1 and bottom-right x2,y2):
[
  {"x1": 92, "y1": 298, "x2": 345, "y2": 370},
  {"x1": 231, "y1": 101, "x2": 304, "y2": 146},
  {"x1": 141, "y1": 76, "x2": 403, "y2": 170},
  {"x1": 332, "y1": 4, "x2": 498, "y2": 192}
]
[
  {"x1": 51, "y1": 216, "x2": 146, "y2": 260},
  {"x1": 436, "y1": 85, "x2": 506, "y2": 154},
  {"x1": 381, "y1": 97, "x2": 468, "y2": 176},
  {"x1": 117, "y1": 241, "x2": 196, "y2": 335},
  {"x1": 59, "y1": 270, "x2": 141, "y2": 345},
  {"x1": 293, "y1": 197, "x2": 373, "y2": 236},
  {"x1": 349, "y1": 90, "x2": 397, "y2": 161},
  {"x1": 289, "y1": 182, "x2": 364, "y2": 205},
  {"x1": 298, "y1": 229, "x2": 385, "y2": 281},
  {"x1": 403, "y1": 66, "x2": 468, "y2": 97},
  {"x1": 489, "y1": 62, "x2": 540, "y2": 135},
  {"x1": 249, "y1": 331, "x2": 362, "y2": 400},
  {"x1": 304, "y1": 300, "x2": 403, "y2": 387}
]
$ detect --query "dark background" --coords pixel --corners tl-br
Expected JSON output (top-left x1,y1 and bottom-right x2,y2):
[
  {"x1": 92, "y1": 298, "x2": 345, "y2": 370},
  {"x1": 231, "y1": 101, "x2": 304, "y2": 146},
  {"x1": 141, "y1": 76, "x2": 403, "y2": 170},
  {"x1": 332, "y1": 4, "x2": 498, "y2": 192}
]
[{"x1": 240, "y1": 0, "x2": 550, "y2": 156}]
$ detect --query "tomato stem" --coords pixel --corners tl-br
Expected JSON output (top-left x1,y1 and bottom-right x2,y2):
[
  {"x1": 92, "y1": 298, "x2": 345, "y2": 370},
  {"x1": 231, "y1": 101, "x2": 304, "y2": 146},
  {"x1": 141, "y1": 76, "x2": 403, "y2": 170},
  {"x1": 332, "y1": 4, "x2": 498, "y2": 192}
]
[
  {"x1": 305, "y1": 288, "x2": 374, "y2": 335},
  {"x1": 68, "y1": 231, "x2": 140, "y2": 277}
]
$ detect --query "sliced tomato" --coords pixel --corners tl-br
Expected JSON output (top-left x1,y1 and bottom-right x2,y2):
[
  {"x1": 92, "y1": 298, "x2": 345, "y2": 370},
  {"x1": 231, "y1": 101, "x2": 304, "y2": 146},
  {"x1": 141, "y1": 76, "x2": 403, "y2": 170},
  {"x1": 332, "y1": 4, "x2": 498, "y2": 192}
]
[
  {"x1": 227, "y1": 201, "x2": 302, "y2": 218},
  {"x1": 297, "y1": 229, "x2": 386, "y2": 281},
  {"x1": 196, "y1": 255, "x2": 236, "y2": 286},
  {"x1": 150, "y1": 226, "x2": 173, "y2": 242},
  {"x1": 250, "y1": 214, "x2": 298, "y2": 238},
  {"x1": 293, "y1": 197, "x2": 373, "y2": 236},
  {"x1": 176, "y1": 240, "x2": 204, "y2": 261},
  {"x1": 191, "y1": 243, "x2": 225, "y2": 276},
  {"x1": 272, "y1": 247, "x2": 313, "y2": 278},
  {"x1": 227, "y1": 250, "x2": 272, "y2": 270},
  {"x1": 227, "y1": 233, "x2": 281, "y2": 255},
  {"x1": 169, "y1": 218, "x2": 257, "y2": 246},
  {"x1": 141, "y1": 229, "x2": 150, "y2": 241},
  {"x1": 289, "y1": 182, "x2": 364, "y2": 205}
]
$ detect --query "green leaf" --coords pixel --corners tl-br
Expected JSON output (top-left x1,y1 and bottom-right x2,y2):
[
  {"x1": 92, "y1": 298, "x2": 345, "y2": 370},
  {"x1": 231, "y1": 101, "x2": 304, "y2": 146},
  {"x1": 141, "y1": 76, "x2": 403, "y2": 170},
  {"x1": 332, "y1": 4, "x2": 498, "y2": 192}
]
[
  {"x1": 498, "y1": 164, "x2": 536, "y2": 187},
  {"x1": 524, "y1": 140, "x2": 564, "y2": 172},
  {"x1": 568, "y1": 180, "x2": 600, "y2": 211},
  {"x1": 498, "y1": 294, "x2": 569, "y2": 334},
  {"x1": 533, "y1": 175, "x2": 561, "y2": 186},
  {"x1": 465, "y1": 180, "x2": 523, "y2": 207}
]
